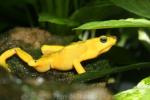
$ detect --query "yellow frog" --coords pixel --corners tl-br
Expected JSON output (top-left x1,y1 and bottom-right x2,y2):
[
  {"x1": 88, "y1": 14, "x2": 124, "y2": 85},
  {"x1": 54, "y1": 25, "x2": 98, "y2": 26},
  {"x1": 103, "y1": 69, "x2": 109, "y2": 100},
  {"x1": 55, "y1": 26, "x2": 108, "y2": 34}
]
[{"x1": 0, "y1": 35, "x2": 116, "y2": 74}]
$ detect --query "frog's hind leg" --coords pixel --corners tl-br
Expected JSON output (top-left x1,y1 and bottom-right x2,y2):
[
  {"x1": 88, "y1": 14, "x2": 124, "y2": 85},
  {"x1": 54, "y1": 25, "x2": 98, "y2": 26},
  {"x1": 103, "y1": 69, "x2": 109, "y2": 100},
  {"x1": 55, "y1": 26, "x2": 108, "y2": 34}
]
[
  {"x1": 0, "y1": 48, "x2": 36, "y2": 71},
  {"x1": 41, "y1": 45, "x2": 64, "y2": 55}
]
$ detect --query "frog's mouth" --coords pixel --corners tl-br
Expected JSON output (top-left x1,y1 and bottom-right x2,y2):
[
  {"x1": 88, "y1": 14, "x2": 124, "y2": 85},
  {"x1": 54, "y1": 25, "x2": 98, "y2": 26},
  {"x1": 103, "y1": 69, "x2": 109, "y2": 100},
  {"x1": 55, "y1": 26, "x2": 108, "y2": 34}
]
[{"x1": 99, "y1": 46, "x2": 112, "y2": 54}]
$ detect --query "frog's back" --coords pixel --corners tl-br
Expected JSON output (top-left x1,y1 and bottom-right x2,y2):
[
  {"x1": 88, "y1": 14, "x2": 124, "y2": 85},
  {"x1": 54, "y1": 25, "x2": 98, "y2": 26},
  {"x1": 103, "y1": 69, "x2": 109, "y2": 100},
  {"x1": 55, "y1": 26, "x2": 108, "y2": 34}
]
[{"x1": 49, "y1": 42, "x2": 87, "y2": 70}]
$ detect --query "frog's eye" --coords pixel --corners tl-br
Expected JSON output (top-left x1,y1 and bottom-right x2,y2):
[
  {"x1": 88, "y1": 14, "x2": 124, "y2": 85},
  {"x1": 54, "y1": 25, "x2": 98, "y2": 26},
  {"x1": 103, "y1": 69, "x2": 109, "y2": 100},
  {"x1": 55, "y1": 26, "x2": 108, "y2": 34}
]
[{"x1": 100, "y1": 36, "x2": 107, "y2": 43}]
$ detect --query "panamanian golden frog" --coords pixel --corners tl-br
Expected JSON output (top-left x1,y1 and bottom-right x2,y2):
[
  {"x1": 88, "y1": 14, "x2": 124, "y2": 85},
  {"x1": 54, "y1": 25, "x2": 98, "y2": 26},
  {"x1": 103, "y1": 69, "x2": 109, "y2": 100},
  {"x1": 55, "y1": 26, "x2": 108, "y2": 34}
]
[{"x1": 0, "y1": 35, "x2": 116, "y2": 74}]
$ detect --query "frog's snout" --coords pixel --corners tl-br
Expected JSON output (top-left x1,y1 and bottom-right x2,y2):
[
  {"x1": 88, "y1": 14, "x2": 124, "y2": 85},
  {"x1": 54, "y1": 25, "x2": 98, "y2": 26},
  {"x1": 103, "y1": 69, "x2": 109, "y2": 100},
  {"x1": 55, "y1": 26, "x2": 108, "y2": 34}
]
[
  {"x1": 112, "y1": 36, "x2": 117, "y2": 40},
  {"x1": 110, "y1": 35, "x2": 117, "y2": 45}
]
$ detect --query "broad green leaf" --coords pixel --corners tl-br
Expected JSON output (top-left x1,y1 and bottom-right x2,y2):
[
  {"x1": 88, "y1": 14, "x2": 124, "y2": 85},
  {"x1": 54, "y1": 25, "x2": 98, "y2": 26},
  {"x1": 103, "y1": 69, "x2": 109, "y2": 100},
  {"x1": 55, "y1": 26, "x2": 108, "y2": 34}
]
[
  {"x1": 74, "y1": 18, "x2": 150, "y2": 30},
  {"x1": 71, "y1": 2, "x2": 127, "y2": 23},
  {"x1": 111, "y1": 0, "x2": 150, "y2": 19},
  {"x1": 72, "y1": 62, "x2": 150, "y2": 83},
  {"x1": 39, "y1": 14, "x2": 79, "y2": 27},
  {"x1": 137, "y1": 77, "x2": 150, "y2": 87},
  {"x1": 115, "y1": 76, "x2": 150, "y2": 100}
]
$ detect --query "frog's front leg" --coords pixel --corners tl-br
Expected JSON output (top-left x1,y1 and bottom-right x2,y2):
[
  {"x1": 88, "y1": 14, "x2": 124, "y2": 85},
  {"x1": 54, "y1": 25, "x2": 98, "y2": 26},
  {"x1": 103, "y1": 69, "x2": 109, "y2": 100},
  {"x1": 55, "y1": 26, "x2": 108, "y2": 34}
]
[
  {"x1": 73, "y1": 60, "x2": 86, "y2": 74},
  {"x1": 0, "y1": 48, "x2": 36, "y2": 71}
]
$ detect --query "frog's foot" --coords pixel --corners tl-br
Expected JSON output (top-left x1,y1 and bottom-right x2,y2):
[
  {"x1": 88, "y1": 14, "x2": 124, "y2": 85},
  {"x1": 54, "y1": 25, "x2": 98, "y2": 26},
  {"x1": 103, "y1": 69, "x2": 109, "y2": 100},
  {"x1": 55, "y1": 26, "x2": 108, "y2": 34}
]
[
  {"x1": 35, "y1": 65, "x2": 50, "y2": 72},
  {"x1": 0, "y1": 60, "x2": 11, "y2": 72}
]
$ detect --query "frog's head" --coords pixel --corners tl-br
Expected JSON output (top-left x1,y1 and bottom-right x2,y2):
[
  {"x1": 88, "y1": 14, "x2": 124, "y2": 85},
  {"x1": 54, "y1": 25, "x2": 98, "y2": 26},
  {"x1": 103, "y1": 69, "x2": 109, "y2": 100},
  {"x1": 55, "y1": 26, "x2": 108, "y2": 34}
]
[{"x1": 96, "y1": 35, "x2": 117, "y2": 54}]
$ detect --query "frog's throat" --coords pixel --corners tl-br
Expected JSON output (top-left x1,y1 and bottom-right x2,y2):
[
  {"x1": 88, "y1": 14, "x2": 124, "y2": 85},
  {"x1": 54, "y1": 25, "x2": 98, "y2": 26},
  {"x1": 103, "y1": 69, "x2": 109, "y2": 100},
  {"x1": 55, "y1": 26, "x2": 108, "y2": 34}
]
[{"x1": 99, "y1": 46, "x2": 112, "y2": 54}]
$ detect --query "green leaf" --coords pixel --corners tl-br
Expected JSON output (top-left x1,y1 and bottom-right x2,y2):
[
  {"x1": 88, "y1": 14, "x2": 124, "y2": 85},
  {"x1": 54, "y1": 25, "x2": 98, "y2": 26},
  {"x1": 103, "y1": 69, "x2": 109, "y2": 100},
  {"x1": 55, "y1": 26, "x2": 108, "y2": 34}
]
[
  {"x1": 71, "y1": 1, "x2": 127, "y2": 23},
  {"x1": 137, "y1": 76, "x2": 150, "y2": 87},
  {"x1": 111, "y1": 0, "x2": 150, "y2": 19},
  {"x1": 115, "y1": 76, "x2": 150, "y2": 100},
  {"x1": 39, "y1": 14, "x2": 79, "y2": 27},
  {"x1": 74, "y1": 18, "x2": 150, "y2": 30},
  {"x1": 72, "y1": 62, "x2": 150, "y2": 83}
]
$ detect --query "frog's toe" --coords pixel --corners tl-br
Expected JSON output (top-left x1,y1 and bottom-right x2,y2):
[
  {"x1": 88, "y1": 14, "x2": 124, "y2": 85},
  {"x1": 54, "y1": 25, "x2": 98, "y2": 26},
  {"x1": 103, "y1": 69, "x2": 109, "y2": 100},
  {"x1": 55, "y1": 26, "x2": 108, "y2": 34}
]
[
  {"x1": 35, "y1": 65, "x2": 50, "y2": 72},
  {"x1": 4, "y1": 66, "x2": 11, "y2": 72},
  {"x1": 0, "y1": 63, "x2": 11, "y2": 72}
]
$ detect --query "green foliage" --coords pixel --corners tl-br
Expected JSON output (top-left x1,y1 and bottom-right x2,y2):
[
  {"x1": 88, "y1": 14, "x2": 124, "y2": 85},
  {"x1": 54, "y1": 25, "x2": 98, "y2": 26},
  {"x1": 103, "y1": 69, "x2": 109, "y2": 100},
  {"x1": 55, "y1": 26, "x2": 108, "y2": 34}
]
[
  {"x1": 39, "y1": 13, "x2": 79, "y2": 27},
  {"x1": 74, "y1": 18, "x2": 150, "y2": 30},
  {"x1": 111, "y1": 0, "x2": 150, "y2": 18},
  {"x1": 70, "y1": 1, "x2": 125, "y2": 23},
  {"x1": 115, "y1": 76, "x2": 150, "y2": 100}
]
